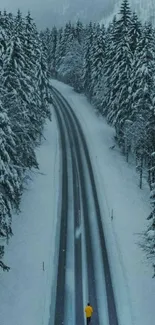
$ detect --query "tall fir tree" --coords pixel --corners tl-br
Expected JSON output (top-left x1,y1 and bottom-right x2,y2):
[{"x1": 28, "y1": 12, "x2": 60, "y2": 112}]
[
  {"x1": 129, "y1": 12, "x2": 142, "y2": 54},
  {"x1": 129, "y1": 22, "x2": 155, "y2": 181},
  {"x1": 82, "y1": 22, "x2": 94, "y2": 98},
  {"x1": 90, "y1": 24, "x2": 105, "y2": 105},
  {"x1": 107, "y1": 0, "x2": 132, "y2": 148}
]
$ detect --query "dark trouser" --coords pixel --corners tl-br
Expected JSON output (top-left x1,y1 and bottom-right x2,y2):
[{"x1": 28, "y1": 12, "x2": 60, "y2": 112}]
[{"x1": 87, "y1": 317, "x2": 91, "y2": 325}]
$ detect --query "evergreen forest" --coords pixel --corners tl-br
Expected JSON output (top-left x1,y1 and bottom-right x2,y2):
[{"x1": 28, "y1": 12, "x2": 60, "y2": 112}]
[{"x1": 1, "y1": 0, "x2": 155, "y2": 270}]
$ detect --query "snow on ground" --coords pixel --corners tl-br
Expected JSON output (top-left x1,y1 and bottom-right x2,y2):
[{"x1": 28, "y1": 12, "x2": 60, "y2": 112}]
[
  {"x1": 1, "y1": 79, "x2": 155, "y2": 325},
  {"x1": 51, "y1": 79, "x2": 155, "y2": 325},
  {"x1": 0, "y1": 106, "x2": 60, "y2": 325}
]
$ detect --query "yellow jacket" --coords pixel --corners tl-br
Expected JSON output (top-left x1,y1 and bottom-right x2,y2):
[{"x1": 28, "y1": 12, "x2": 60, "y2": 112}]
[{"x1": 85, "y1": 305, "x2": 93, "y2": 318}]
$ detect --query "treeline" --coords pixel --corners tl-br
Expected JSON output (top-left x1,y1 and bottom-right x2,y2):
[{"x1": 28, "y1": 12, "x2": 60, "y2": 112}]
[
  {"x1": 0, "y1": 10, "x2": 51, "y2": 270},
  {"x1": 42, "y1": 0, "x2": 155, "y2": 260}
]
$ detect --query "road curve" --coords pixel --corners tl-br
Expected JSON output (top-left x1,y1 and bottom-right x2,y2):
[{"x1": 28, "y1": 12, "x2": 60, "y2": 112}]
[
  {"x1": 51, "y1": 86, "x2": 119, "y2": 325},
  {"x1": 52, "y1": 101, "x2": 68, "y2": 325}
]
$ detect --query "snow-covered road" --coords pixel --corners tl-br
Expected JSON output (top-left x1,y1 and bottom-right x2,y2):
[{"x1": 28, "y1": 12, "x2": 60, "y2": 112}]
[
  {"x1": 1, "y1": 80, "x2": 155, "y2": 325},
  {"x1": 51, "y1": 80, "x2": 155, "y2": 325},
  {"x1": 52, "y1": 87, "x2": 118, "y2": 325}
]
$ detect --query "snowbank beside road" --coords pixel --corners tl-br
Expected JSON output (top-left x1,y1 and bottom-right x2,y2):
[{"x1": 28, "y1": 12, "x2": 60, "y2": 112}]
[
  {"x1": 51, "y1": 79, "x2": 155, "y2": 325},
  {"x1": 0, "y1": 106, "x2": 59, "y2": 325},
  {"x1": 1, "y1": 78, "x2": 155, "y2": 325}
]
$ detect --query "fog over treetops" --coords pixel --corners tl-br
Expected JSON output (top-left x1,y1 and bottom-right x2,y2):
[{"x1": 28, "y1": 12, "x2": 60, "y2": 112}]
[{"x1": 1, "y1": 0, "x2": 155, "y2": 28}]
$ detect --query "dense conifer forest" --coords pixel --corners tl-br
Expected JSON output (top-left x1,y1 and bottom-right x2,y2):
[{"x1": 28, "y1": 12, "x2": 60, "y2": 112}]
[
  {"x1": 0, "y1": 10, "x2": 51, "y2": 270},
  {"x1": 42, "y1": 0, "x2": 155, "y2": 261},
  {"x1": 1, "y1": 0, "x2": 155, "y2": 270}
]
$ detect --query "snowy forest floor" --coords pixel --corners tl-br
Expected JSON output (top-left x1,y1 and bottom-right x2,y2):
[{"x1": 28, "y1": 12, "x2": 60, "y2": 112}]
[{"x1": 0, "y1": 80, "x2": 155, "y2": 325}]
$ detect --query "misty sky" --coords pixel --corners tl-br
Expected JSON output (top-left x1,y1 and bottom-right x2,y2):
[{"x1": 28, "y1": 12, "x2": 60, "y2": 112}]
[{"x1": 0, "y1": 0, "x2": 116, "y2": 29}]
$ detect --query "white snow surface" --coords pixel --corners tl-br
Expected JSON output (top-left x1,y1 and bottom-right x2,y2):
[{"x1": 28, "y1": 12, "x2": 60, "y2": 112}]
[
  {"x1": 0, "y1": 106, "x2": 60, "y2": 325},
  {"x1": 51, "y1": 79, "x2": 155, "y2": 325},
  {"x1": 1, "y1": 80, "x2": 155, "y2": 325}
]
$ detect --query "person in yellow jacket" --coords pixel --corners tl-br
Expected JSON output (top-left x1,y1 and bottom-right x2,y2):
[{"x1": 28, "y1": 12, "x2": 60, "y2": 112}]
[{"x1": 85, "y1": 303, "x2": 93, "y2": 325}]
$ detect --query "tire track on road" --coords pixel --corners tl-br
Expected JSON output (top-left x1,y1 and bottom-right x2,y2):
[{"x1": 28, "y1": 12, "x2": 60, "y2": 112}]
[
  {"x1": 53, "y1": 96, "x2": 84, "y2": 325},
  {"x1": 52, "y1": 89, "x2": 99, "y2": 325},
  {"x1": 52, "y1": 102, "x2": 68, "y2": 325},
  {"x1": 52, "y1": 86, "x2": 119, "y2": 325}
]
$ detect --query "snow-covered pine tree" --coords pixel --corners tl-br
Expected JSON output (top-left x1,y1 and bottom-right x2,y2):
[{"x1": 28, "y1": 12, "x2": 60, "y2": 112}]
[
  {"x1": 50, "y1": 27, "x2": 58, "y2": 77},
  {"x1": 2, "y1": 32, "x2": 39, "y2": 170},
  {"x1": 0, "y1": 11, "x2": 9, "y2": 69},
  {"x1": 55, "y1": 23, "x2": 74, "y2": 79},
  {"x1": 122, "y1": 13, "x2": 142, "y2": 162},
  {"x1": 55, "y1": 27, "x2": 63, "y2": 76},
  {"x1": 107, "y1": 0, "x2": 132, "y2": 150},
  {"x1": 58, "y1": 37, "x2": 83, "y2": 92},
  {"x1": 98, "y1": 16, "x2": 118, "y2": 117},
  {"x1": 0, "y1": 102, "x2": 21, "y2": 215},
  {"x1": 36, "y1": 38, "x2": 51, "y2": 122},
  {"x1": 57, "y1": 22, "x2": 78, "y2": 83},
  {"x1": 14, "y1": 9, "x2": 25, "y2": 42},
  {"x1": 41, "y1": 27, "x2": 58, "y2": 78},
  {"x1": 3, "y1": 10, "x2": 14, "y2": 40},
  {"x1": 0, "y1": 101, "x2": 21, "y2": 271},
  {"x1": 51, "y1": 21, "x2": 85, "y2": 91},
  {"x1": 74, "y1": 20, "x2": 84, "y2": 44},
  {"x1": 55, "y1": 27, "x2": 63, "y2": 73},
  {"x1": 129, "y1": 12, "x2": 142, "y2": 54},
  {"x1": 20, "y1": 12, "x2": 51, "y2": 143},
  {"x1": 0, "y1": 9, "x2": 51, "y2": 270},
  {"x1": 82, "y1": 22, "x2": 94, "y2": 99},
  {"x1": 90, "y1": 23, "x2": 105, "y2": 108},
  {"x1": 129, "y1": 23, "x2": 155, "y2": 188},
  {"x1": 144, "y1": 26, "x2": 155, "y2": 228},
  {"x1": 61, "y1": 22, "x2": 73, "y2": 53},
  {"x1": 2, "y1": 10, "x2": 49, "y2": 170},
  {"x1": 40, "y1": 28, "x2": 52, "y2": 76}
]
